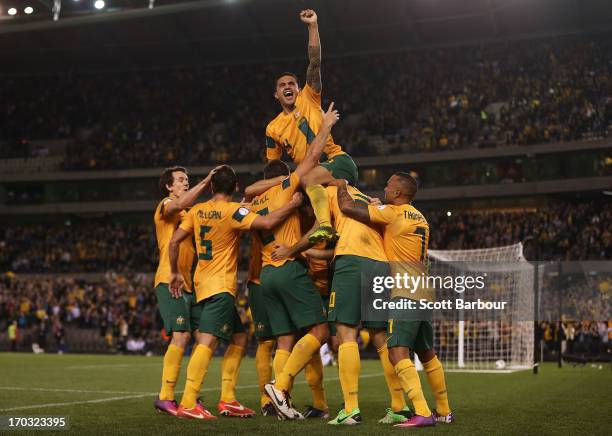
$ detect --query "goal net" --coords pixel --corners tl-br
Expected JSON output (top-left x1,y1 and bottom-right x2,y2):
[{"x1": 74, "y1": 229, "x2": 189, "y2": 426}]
[{"x1": 427, "y1": 243, "x2": 534, "y2": 371}]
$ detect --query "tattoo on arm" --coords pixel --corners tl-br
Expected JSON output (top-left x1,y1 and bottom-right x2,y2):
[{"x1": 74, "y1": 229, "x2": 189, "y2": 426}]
[
  {"x1": 337, "y1": 185, "x2": 371, "y2": 224},
  {"x1": 306, "y1": 45, "x2": 322, "y2": 92}
]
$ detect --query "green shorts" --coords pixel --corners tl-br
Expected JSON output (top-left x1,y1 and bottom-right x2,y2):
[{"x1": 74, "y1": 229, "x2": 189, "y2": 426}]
[
  {"x1": 321, "y1": 294, "x2": 336, "y2": 337},
  {"x1": 320, "y1": 153, "x2": 359, "y2": 186},
  {"x1": 328, "y1": 255, "x2": 388, "y2": 330},
  {"x1": 155, "y1": 283, "x2": 191, "y2": 336},
  {"x1": 190, "y1": 292, "x2": 245, "y2": 343},
  {"x1": 387, "y1": 319, "x2": 434, "y2": 351},
  {"x1": 260, "y1": 261, "x2": 327, "y2": 337},
  {"x1": 248, "y1": 281, "x2": 273, "y2": 339}
]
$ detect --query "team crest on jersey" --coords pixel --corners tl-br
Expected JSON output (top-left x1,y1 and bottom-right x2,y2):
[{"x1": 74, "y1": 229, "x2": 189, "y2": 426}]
[
  {"x1": 238, "y1": 207, "x2": 249, "y2": 216},
  {"x1": 294, "y1": 111, "x2": 301, "y2": 119},
  {"x1": 256, "y1": 322, "x2": 265, "y2": 332},
  {"x1": 221, "y1": 323, "x2": 230, "y2": 333},
  {"x1": 377, "y1": 205, "x2": 387, "y2": 210},
  {"x1": 176, "y1": 316, "x2": 185, "y2": 325}
]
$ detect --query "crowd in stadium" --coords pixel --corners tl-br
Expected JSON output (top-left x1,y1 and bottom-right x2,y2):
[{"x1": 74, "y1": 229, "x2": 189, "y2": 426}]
[
  {"x1": 1, "y1": 36, "x2": 610, "y2": 169},
  {"x1": 2, "y1": 200, "x2": 609, "y2": 274}
]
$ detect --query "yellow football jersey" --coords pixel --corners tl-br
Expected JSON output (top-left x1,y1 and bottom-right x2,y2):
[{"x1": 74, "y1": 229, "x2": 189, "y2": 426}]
[
  {"x1": 368, "y1": 203, "x2": 432, "y2": 300},
  {"x1": 266, "y1": 83, "x2": 344, "y2": 163},
  {"x1": 247, "y1": 234, "x2": 263, "y2": 285},
  {"x1": 251, "y1": 172, "x2": 302, "y2": 268},
  {"x1": 180, "y1": 199, "x2": 257, "y2": 302},
  {"x1": 308, "y1": 241, "x2": 332, "y2": 296},
  {"x1": 327, "y1": 186, "x2": 387, "y2": 262},
  {"x1": 153, "y1": 198, "x2": 195, "y2": 291}
]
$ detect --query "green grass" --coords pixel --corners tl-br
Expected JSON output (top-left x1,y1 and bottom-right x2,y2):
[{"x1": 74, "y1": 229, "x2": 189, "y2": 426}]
[{"x1": 0, "y1": 353, "x2": 609, "y2": 435}]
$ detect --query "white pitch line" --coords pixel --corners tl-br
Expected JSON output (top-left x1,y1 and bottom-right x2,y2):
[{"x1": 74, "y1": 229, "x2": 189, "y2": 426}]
[
  {"x1": 0, "y1": 372, "x2": 384, "y2": 412},
  {"x1": 0, "y1": 387, "x2": 150, "y2": 395},
  {"x1": 67, "y1": 363, "x2": 161, "y2": 370}
]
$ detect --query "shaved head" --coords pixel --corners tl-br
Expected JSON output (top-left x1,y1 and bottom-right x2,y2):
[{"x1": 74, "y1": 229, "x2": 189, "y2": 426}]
[
  {"x1": 394, "y1": 172, "x2": 418, "y2": 199},
  {"x1": 383, "y1": 172, "x2": 418, "y2": 205}
]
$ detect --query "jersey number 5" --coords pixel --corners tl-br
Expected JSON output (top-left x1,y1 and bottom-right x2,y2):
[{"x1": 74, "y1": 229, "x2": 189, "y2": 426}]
[{"x1": 199, "y1": 226, "x2": 213, "y2": 260}]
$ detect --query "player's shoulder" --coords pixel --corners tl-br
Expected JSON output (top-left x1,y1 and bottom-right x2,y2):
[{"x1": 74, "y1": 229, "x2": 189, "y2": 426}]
[{"x1": 267, "y1": 113, "x2": 285, "y2": 132}]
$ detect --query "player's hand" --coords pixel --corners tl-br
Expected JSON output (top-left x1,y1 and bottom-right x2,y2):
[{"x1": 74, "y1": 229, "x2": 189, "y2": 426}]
[
  {"x1": 322, "y1": 102, "x2": 340, "y2": 129},
  {"x1": 203, "y1": 165, "x2": 223, "y2": 185},
  {"x1": 368, "y1": 197, "x2": 383, "y2": 206},
  {"x1": 290, "y1": 192, "x2": 304, "y2": 207},
  {"x1": 328, "y1": 178, "x2": 348, "y2": 188},
  {"x1": 272, "y1": 244, "x2": 292, "y2": 261},
  {"x1": 169, "y1": 273, "x2": 185, "y2": 299},
  {"x1": 300, "y1": 9, "x2": 317, "y2": 25}
]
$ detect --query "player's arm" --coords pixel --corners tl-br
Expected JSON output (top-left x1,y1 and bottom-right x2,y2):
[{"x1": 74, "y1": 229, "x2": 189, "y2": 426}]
[
  {"x1": 271, "y1": 221, "x2": 318, "y2": 261},
  {"x1": 295, "y1": 102, "x2": 339, "y2": 177},
  {"x1": 304, "y1": 248, "x2": 334, "y2": 260},
  {"x1": 251, "y1": 192, "x2": 304, "y2": 231},
  {"x1": 244, "y1": 175, "x2": 286, "y2": 202},
  {"x1": 301, "y1": 9, "x2": 322, "y2": 93},
  {"x1": 162, "y1": 166, "x2": 220, "y2": 217},
  {"x1": 332, "y1": 179, "x2": 372, "y2": 224},
  {"x1": 168, "y1": 227, "x2": 192, "y2": 298},
  {"x1": 265, "y1": 126, "x2": 282, "y2": 162}
]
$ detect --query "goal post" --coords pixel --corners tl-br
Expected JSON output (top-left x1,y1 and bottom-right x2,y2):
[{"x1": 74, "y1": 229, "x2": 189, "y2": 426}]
[{"x1": 427, "y1": 243, "x2": 535, "y2": 371}]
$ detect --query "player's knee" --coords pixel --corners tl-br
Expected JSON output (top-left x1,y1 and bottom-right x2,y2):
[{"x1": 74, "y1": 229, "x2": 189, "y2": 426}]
[
  {"x1": 416, "y1": 348, "x2": 435, "y2": 364},
  {"x1": 311, "y1": 322, "x2": 329, "y2": 344},
  {"x1": 231, "y1": 332, "x2": 248, "y2": 349},
  {"x1": 171, "y1": 331, "x2": 190, "y2": 348},
  {"x1": 367, "y1": 328, "x2": 387, "y2": 349},
  {"x1": 388, "y1": 346, "x2": 406, "y2": 366},
  {"x1": 335, "y1": 323, "x2": 358, "y2": 344}
]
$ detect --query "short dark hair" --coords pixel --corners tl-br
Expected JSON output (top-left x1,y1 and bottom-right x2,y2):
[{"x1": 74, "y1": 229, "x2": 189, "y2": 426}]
[
  {"x1": 263, "y1": 160, "x2": 290, "y2": 179},
  {"x1": 275, "y1": 72, "x2": 299, "y2": 90},
  {"x1": 159, "y1": 166, "x2": 187, "y2": 196},
  {"x1": 394, "y1": 171, "x2": 418, "y2": 199},
  {"x1": 211, "y1": 165, "x2": 237, "y2": 196}
]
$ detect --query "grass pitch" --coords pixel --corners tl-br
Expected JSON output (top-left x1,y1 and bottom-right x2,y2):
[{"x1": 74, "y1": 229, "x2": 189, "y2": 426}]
[{"x1": 0, "y1": 353, "x2": 609, "y2": 435}]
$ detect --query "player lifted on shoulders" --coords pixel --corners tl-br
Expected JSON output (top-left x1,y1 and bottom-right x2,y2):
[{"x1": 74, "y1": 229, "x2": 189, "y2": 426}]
[
  {"x1": 265, "y1": 9, "x2": 359, "y2": 244},
  {"x1": 336, "y1": 174, "x2": 453, "y2": 428}
]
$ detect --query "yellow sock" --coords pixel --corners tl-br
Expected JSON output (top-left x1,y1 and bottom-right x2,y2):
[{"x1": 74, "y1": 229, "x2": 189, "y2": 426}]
[
  {"x1": 423, "y1": 356, "x2": 451, "y2": 415},
  {"x1": 276, "y1": 334, "x2": 321, "y2": 392},
  {"x1": 338, "y1": 341, "x2": 360, "y2": 413},
  {"x1": 394, "y1": 358, "x2": 431, "y2": 417},
  {"x1": 159, "y1": 344, "x2": 184, "y2": 401},
  {"x1": 180, "y1": 344, "x2": 213, "y2": 409},
  {"x1": 377, "y1": 345, "x2": 406, "y2": 412},
  {"x1": 256, "y1": 340, "x2": 274, "y2": 407},
  {"x1": 220, "y1": 344, "x2": 244, "y2": 403},
  {"x1": 273, "y1": 349, "x2": 291, "y2": 380},
  {"x1": 305, "y1": 185, "x2": 331, "y2": 228},
  {"x1": 305, "y1": 352, "x2": 327, "y2": 411}
]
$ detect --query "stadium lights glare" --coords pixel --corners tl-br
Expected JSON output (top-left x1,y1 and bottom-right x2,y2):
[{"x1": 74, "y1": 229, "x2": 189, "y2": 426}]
[
  {"x1": 94, "y1": 0, "x2": 105, "y2": 10},
  {"x1": 24, "y1": 6, "x2": 34, "y2": 14},
  {"x1": 8, "y1": 7, "x2": 17, "y2": 15}
]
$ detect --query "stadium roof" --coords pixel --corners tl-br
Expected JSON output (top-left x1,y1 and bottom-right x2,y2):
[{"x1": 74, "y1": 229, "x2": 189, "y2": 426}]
[{"x1": 2, "y1": 0, "x2": 612, "y2": 74}]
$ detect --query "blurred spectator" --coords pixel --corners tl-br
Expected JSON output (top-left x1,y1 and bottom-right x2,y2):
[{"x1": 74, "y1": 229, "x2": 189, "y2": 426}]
[{"x1": 1, "y1": 36, "x2": 610, "y2": 168}]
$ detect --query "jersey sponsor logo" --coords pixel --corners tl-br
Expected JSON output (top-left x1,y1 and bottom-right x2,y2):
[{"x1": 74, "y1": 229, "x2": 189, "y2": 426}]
[
  {"x1": 176, "y1": 316, "x2": 185, "y2": 325},
  {"x1": 238, "y1": 207, "x2": 249, "y2": 216},
  {"x1": 377, "y1": 205, "x2": 387, "y2": 210}
]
